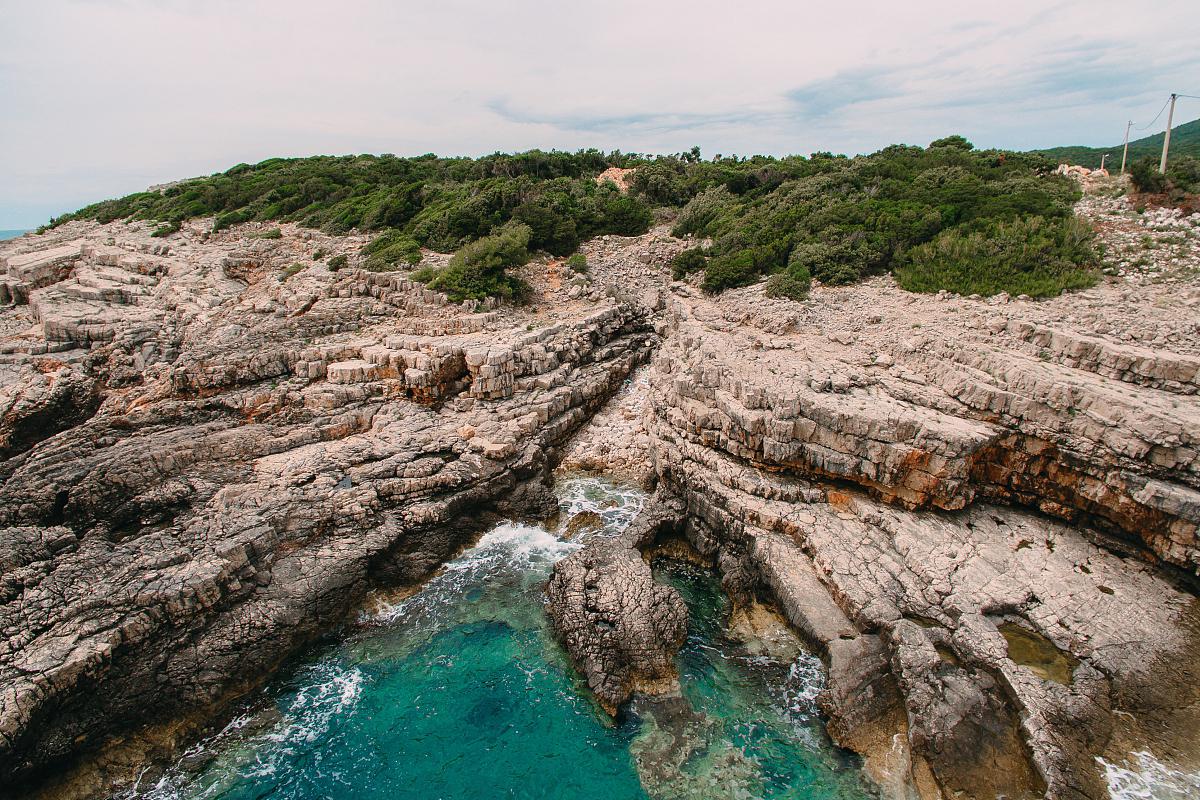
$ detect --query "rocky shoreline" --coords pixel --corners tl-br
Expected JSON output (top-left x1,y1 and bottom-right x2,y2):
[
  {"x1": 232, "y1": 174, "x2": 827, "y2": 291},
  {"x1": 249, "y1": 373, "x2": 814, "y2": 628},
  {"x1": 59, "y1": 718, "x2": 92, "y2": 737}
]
[{"x1": 3, "y1": 187, "x2": 1200, "y2": 799}]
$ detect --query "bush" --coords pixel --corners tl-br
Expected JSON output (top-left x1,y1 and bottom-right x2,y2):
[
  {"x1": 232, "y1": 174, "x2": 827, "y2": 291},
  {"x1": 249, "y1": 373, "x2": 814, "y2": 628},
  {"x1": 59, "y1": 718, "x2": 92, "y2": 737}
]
[
  {"x1": 1129, "y1": 158, "x2": 1168, "y2": 194},
  {"x1": 894, "y1": 216, "x2": 1098, "y2": 297},
  {"x1": 595, "y1": 192, "x2": 654, "y2": 237},
  {"x1": 1130, "y1": 155, "x2": 1200, "y2": 198},
  {"x1": 45, "y1": 142, "x2": 1097, "y2": 299},
  {"x1": 672, "y1": 186, "x2": 732, "y2": 237},
  {"x1": 151, "y1": 221, "x2": 181, "y2": 238},
  {"x1": 428, "y1": 222, "x2": 532, "y2": 302},
  {"x1": 312, "y1": 248, "x2": 327, "y2": 260},
  {"x1": 565, "y1": 253, "x2": 588, "y2": 273},
  {"x1": 362, "y1": 229, "x2": 421, "y2": 271},
  {"x1": 764, "y1": 269, "x2": 811, "y2": 300},
  {"x1": 702, "y1": 251, "x2": 757, "y2": 293},
  {"x1": 929, "y1": 135, "x2": 974, "y2": 151},
  {"x1": 281, "y1": 262, "x2": 305, "y2": 281},
  {"x1": 327, "y1": 254, "x2": 348, "y2": 271},
  {"x1": 764, "y1": 252, "x2": 813, "y2": 299},
  {"x1": 259, "y1": 227, "x2": 283, "y2": 239},
  {"x1": 671, "y1": 247, "x2": 707, "y2": 279},
  {"x1": 788, "y1": 241, "x2": 869, "y2": 286}
]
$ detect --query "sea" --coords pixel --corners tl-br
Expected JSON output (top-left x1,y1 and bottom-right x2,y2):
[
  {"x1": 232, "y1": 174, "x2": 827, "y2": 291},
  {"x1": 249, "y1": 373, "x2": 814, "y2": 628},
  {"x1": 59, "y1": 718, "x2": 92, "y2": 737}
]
[
  {"x1": 120, "y1": 477, "x2": 875, "y2": 800},
  {"x1": 0, "y1": 229, "x2": 30, "y2": 241}
]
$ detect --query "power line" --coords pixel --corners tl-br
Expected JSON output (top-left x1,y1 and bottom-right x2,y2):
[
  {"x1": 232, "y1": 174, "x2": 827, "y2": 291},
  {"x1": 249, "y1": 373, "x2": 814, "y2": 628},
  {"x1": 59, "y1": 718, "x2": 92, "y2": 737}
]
[{"x1": 1134, "y1": 96, "x2": 1172, "y2": 131}]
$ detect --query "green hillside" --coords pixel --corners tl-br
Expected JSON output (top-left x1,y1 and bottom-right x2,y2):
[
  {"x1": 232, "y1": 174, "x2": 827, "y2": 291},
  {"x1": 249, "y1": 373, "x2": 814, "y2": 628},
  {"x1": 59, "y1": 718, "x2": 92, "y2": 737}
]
[{"x1": 1032, "y1": 116, "x2": 1200, "y2": 169}]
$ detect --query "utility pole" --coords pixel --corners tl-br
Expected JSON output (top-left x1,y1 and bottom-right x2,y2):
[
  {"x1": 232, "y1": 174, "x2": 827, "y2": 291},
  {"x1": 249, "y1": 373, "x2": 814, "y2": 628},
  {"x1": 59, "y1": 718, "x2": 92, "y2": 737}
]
[
  {"x1": 1159, "y1": 93, "x2": 1178, "y2": 173},
  {"x1": 1120, "y1": 120, "x2": 1132, "y2": 175},
  {"x1": 1100, "y1": 153, "x2": 1109, "y2": 171}
]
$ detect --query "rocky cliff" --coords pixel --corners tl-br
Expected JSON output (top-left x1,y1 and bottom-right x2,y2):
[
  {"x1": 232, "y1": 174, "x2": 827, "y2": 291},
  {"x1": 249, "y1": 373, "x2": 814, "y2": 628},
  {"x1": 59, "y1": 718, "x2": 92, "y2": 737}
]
[
  {"x1": 3, "y1": 188, "x2": 1199, "y2": 800},
  {"x1": 0, "y1": 220, "x2": 670, "y2": 795},
  {"x1": 549, "y1": 192, "x2": 1200, "y2": 800}
]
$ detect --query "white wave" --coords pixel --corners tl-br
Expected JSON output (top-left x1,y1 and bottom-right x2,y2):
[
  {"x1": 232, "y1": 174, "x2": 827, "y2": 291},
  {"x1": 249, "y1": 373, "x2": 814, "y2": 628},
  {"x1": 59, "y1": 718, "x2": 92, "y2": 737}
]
[
  {"x1": 1100, "y1": 751, "x2": 1200, "y2": 800},
  {"x1": 556, "y1": 477, "x2": 646, "y2": 530},
  {"x1": 264, "y1": 662, "x2": 365, "y2": 746},
  {"x1": 124, "y1": 663, "x2": 366, "y2": 799},
  {"x1": 368, "y1": 477, "x2": 646, "y2": 625},
  {"x1": 782, "y1": 651, "x2": 826, "y2": 722}
]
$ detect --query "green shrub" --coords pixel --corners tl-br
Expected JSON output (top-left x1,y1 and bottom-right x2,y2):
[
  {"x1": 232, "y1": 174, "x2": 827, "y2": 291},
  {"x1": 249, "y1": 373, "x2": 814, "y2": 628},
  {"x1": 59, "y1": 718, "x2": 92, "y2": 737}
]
[
  {"x1": 671, "y1": 247, "x2": 708, "y2": 279},
  {"x1": 44, "y1": 143, "x2": 1096, "y2": 299},
  {"x1": 894, "y1": 216, "x2": 1098, "y2": 297},
  {"x1": 151, "y1": 221, "x2": 181, "y2": 238},
  {"x1": 928, "y1": 135, "x2": 974, "y2": 151},
  {"x1": 281, "y1": 262, "x2": 305, "y2": 280},
  {"x1": 259, "y1": 227, "x2": 283, "y2": 239},
  {"x1": 595, "y1": 191, "x2": 654, "y2": 237},
  {"x1": 428, "y1": 222, "x2": 532, "y2": 302},
  {"x1": 764, "y1": 267, "x2": 812, "y2": 301},
  {"x1": 1129, "y1": 158, "x2": 1168, "y2": 194},
  {"x1": 362, "y1": 229, "x2": 422, "y2": 271},
  {"x1": 565, "y1": 253, "x2": 588, "y2": 273},
  {"x1": 327, "y1": 254, "x2": 348, "y2": 271},
  {"x1": 312, "y1": 247, "x2": 327, "y2": 260},
  {"x1": 767, "y1": 253, "x2": 814, "y2": 299},
  {"x1": 702, "y1": 251, "x2": 757, "y2": 293},
  {"x1": 672, "y1": 186, "x2": 732, "y2": 237},
  {"x1": 409, "y1": 265, "x2": 439, "y2": 284},
  {"x1": 1130, "y1": 155, "x2": 1200, "y2": 197},
  {"x1": 788, "y1": 241, "x2": 869, "y2": 286}
]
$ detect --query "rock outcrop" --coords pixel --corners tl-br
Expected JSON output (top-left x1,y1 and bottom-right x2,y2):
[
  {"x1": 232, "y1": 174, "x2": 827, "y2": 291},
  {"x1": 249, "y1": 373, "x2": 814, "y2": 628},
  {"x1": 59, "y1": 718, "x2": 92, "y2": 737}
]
[
  {"x1": 545, "y1": 493, "x2": 688, "y2": 713},
  {"x1": 548, "y1": 192, "x2": 1200, "y2": 799},
  {"x1": 0, "y1": 219, "x2": 666, "y2": 795},
  {"x1": 4, "y1": 187, "x2": 1200, "y2": 800}
]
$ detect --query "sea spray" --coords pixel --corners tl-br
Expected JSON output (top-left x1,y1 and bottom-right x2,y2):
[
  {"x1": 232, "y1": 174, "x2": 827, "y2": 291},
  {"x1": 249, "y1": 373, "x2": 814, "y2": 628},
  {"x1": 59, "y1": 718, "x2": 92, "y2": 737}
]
[{"x1": 127, "y1": 478, "x2": 871, "y2": 800}]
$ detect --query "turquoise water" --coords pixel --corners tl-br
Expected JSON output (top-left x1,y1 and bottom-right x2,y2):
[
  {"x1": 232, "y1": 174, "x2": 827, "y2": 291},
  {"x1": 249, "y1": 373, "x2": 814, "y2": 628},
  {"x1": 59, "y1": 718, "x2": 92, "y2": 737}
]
[
  {"x1": 127, "y1": 479, "x2": 873, "y2": 800},
  {"x1": 0, "y1": 229, "x2": 30, "y2": 241}
]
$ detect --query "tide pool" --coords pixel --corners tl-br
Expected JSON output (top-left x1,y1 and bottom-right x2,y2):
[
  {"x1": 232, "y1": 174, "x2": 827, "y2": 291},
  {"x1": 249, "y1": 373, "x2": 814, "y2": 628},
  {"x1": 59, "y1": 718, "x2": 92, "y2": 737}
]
[{"x1": 126, "y1": 479, "x2": 874, "y2": 800}]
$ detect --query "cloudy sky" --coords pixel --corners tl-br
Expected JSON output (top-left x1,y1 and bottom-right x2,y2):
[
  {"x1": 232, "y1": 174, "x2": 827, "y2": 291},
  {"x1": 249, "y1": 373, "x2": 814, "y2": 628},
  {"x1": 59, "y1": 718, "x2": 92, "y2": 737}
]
[{"x1": 2, "y1": 0, "x2": 1197, "y2": 228}]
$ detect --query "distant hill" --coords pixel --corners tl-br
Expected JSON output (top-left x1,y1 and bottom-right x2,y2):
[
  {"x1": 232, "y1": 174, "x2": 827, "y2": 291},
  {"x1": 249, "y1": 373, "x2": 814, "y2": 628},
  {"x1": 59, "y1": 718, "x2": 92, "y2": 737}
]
[{"x1": 1032, "y1": 116, "x2": 1200, "y2": 169}]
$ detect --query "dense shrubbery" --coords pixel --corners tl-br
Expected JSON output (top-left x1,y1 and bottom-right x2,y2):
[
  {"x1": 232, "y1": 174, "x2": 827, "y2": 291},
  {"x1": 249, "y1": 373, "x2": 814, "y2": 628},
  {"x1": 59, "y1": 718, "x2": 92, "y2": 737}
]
[
  {"x1": 670, "y1": 247, "x2": 707, "y2": 279},
  {"x1": 1129, "y1": 156, "x2": 1200, "y2": 199},
  {"x1": 362, "y1": 230, "x2": 422, "y2": 271},
  {"x1": 429, "y1": 223, "x2": 532, "y2": 302},
  {"x1": 668, "y1": 140, "x2": 1091, "y2": 295},
  {"x1": 894, "y1": 216, "x2": 1097, "y2": 297},
  {"x1": 51, "y1": 139, "x2": 1099, "y2": 300}
]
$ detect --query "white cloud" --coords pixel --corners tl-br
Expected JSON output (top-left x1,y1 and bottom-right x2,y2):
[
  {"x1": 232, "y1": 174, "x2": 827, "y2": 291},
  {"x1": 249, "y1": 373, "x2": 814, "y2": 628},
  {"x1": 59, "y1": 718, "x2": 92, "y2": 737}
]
[{"x1": 1, "y1": 0, "x2": 1197, "y2": 226}]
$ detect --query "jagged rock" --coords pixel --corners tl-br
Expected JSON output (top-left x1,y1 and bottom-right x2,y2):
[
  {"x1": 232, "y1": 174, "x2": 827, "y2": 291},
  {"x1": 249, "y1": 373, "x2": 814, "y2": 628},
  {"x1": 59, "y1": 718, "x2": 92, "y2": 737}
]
[
  {"x1": 0, "y1": 219, "x2": 658, "y2": 794},
  {"x1": 545, "y1": 492, "x2": 688, "y2": 713},
  {"x1": 4, "y1": 192, "x2": 1200, "y2": 800}
]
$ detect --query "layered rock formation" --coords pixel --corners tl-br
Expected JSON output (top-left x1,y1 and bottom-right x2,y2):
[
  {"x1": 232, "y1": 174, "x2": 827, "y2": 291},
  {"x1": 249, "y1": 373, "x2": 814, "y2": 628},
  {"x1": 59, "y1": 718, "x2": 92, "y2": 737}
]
[
  {"x1": 550, "y1": 194, "x2": 1200, "y2": 799},
  {"x1": 3, "y1": 187, "x2": 1199, "y2": 800},
  {"x1": 0, "y1": 220, "x2": 663, "y2": 795}
]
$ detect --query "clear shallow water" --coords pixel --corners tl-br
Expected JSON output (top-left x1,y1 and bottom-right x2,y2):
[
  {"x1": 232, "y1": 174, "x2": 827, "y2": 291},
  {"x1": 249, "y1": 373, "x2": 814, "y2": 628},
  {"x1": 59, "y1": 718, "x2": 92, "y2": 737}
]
[
  {"x1": 0, "y1": 229, "x2": 30, "y2": 241},
  {"x1": 126, "y1": 478, "x2": 874, "y2": 800}
]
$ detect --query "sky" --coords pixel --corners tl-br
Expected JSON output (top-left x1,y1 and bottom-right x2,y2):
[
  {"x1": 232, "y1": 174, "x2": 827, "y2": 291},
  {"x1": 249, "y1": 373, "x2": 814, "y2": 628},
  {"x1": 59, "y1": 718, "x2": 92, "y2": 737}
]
[{"x1": 1, "y1": 0, "x2": 1198, "y2": 229}]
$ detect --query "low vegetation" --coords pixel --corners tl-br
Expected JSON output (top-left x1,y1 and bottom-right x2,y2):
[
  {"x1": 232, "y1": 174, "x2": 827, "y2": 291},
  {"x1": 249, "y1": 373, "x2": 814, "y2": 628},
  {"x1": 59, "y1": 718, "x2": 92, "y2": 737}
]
[
  {"x1": 1129, "y1": 155, "x2": 1200, "y2": 201},
  {"x1": 428, "y1": 222, "x2": 532, "y2": 302},
  {"x1": 49, "y1": 139, "x2": 1101, "y2": 301},
  {"x1": 361, "y1": 229, "x2": 421, "y2": 271}
]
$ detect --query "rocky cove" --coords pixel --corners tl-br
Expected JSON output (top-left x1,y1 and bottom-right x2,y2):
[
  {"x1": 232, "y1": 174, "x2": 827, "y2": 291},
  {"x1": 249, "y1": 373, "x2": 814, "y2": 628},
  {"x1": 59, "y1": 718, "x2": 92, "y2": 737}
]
[{"x1": 1, "y1": 187, "x2": 1200, "y2": 800}]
